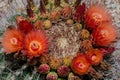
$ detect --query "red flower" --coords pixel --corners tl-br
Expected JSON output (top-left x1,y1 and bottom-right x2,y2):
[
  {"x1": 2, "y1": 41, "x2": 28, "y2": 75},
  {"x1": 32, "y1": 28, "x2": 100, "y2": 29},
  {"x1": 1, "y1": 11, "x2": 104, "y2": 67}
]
[
  {"x1": 85, "y1": 4, "x2": 112, "y2": 30},
  {"x1": 1, "y1": 28, "x2": 23, "y2": 54},
  {"x1": 92, "y1": 23, "x2": 117, "y2": 46},
  {"x1": 73, "y1": 3, "x2": 86, "y2": 22},
  {"x1": 16, "y1": 16, "x2": 34, "y2": 34},
  {"x1": 24, "y1": 30, "x2": 49, "y2": 59},
  {"x1": 86, "y1": 49, "x2": 103, "y2": 65},
  {"x1": 71, "y1": 54, "x2": 91, "y2": 75}
]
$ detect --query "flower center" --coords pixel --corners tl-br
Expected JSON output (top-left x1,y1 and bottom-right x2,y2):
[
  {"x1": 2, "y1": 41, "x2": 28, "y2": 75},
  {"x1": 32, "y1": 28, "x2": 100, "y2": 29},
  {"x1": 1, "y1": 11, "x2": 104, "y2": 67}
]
[
  {"x1": 46, "y1": 22, "x2": 80, "y2": 59},
  {"x1": 92, "y1": 13, "x2": 102, "y2": 25},
  {"x1": 91, "y1": 54, "x2": 97, "y2": 61},
  {"x1": 100, "y1": 30, "x2": 109, "y2": 38},
  {"x1": 10, "y1": 37, "x2": 18, "y2": 45},
  {"x1": 30, "y1": 41, "x2": 41, "y2": 52},
  {"x1": 77, "y1": 62, "x2": 85, "y2": 69}
]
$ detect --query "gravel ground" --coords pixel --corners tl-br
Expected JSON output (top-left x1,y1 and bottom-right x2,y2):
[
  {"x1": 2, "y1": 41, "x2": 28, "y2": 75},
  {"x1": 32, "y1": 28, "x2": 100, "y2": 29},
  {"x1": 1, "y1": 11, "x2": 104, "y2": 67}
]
[{"x1": 0, "y1": 0, "x2": 120, "y2": 80}]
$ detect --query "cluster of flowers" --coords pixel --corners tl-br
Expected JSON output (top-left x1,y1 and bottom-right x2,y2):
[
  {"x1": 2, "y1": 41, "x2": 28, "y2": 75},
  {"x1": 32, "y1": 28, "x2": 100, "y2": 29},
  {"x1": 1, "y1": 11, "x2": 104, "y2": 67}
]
[
  {"x1": 2, "y1": 16, "x2": 49, "y2": 59},
  {"x1": 71, "y1": 3, "x2": 117, "y2": 77},
  {"x1": 1, "y1": 0, "x2": 117, "y2": 80}
]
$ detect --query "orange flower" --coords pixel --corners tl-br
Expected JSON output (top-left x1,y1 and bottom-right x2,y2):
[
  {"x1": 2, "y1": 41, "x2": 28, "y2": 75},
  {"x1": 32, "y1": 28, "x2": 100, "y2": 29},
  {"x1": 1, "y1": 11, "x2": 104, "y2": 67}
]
[
  {"x1": 1, "y1": 28, "x2": 23, "y2": 54},
  {"x1": 86, "y1": 49, "x2": 103, "y2": 65},
  {"x1": 92, "y1": 23, "x2": 117, "y2": 46},
  {"x1": 85, "y1": 4, "x2": 112, "y2": 30},
  {"x1": 24, "y1": 30, "x2": 49, "y2": 59},
  {"x1": 71, "y1": 54, "x2": 91, "y2": 75}
]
